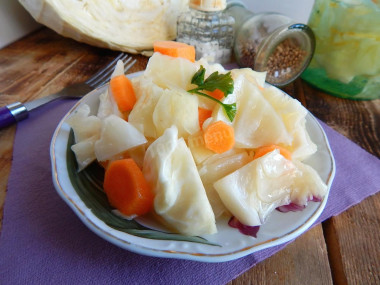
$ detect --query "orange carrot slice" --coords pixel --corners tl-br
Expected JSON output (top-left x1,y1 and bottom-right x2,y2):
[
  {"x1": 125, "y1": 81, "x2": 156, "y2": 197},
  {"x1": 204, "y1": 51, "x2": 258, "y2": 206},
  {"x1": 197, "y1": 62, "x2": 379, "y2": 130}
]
[
  {"x1": 203, "y1": 121, "x2": 235, "y2": 154},
  {"x1": 206, "y1": 89, "x2": 225, "y2": 100},
  {"x1": 253, "y1": 145, "x2": 292, "y2": 160},
  {"x1": 198, "y1": 107, "x2": 212, "y2": 129},
  {"x1": 103, "y1": 158, "x2": 154, "y2": 216},
  {"x1": 110, "y1": 75, "x2": 136, "y2": 112},
  {"x1": 153, "y1": 41, "x2": 196, "y2": 62}
]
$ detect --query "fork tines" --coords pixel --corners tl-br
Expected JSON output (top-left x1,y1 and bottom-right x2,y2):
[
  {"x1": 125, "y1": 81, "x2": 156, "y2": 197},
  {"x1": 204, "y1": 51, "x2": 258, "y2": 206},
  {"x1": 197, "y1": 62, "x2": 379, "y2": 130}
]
[{"x1": 86, "y1": 53, "x2": 135, "y2": 88}]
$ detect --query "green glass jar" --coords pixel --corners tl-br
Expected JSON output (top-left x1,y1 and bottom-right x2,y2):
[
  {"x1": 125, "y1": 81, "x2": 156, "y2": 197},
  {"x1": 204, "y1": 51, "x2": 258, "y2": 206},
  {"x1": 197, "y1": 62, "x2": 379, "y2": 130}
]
[{"x1": 301, "y1": 0, "x2": 380, "y2": 100}]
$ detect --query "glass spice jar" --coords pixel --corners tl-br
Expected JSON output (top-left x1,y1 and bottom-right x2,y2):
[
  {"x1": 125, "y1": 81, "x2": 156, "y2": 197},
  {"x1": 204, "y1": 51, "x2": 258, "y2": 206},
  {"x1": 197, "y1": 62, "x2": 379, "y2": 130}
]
[
  {"x1": 225, "y1": 1, "x2": 316, "y2": 87},
  {"x1": 176, "y1": 0, "x2": 235, "y2": 64}
]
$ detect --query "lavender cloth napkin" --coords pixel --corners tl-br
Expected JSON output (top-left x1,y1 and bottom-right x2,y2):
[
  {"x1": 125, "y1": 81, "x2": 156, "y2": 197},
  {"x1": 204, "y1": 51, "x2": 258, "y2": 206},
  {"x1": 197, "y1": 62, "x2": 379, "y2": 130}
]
[{"x1": 1, "y1": 99, "x2": 379, "y2": 285}]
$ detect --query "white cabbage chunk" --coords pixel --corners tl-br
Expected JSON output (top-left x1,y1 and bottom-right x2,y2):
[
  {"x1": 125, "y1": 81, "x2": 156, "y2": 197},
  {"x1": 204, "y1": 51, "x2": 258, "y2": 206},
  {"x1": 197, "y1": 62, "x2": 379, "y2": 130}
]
[
  {"x1": 198, "y1": 151, "x2": 251, "y2": 218},
  {"x1": 143, "y1": 126, "x2": 217, "y2": 236},
  {"x1": 261, "y1": 85, "x2": 317, "y2": 160},
  {"x1": 289, "y1": 160, "x2": 328, "y2": 205},
  {"x1": 129, "y1": 76, "x2": 164, "y2": 138},
  {"x1": 145, "y1": 53, "x2": 198, "y2": 90},
  {"x1": 110, "y1": 60, "x2": 125, "y2": 79},
  {"x1": 231, "y1": 68, "x2": 266, "y2": 89},
  {"x1": 196, "y1": 58, "x2": 226, "y2": 75},
  {"x1": 232, "y1": 79, "x2": 292, "y2": 148},
  {"x1": 97, "y1": 90, "x2": 123, "y2": 120},
  {"x1": 94, "y1": 115, "x2": 147, "y2": 161},
  {"x1": 153, "y1": 88, "x2": 199, "y2": 139},
  {"x1": 71, "y1": 136, "x2": 98, "y2": 171},
  {"x1": 19, "y1": 0, "x2": 189, "y2": 54},
  {"x1": 66, "y1": 104, "x2": 101, "y2": 143},
  {"x1": 213, "y1": 150, "x2": 327, "y2": 226},
  {"x1": 187, "y1": 131, "x2": 214, "y2": 165}
]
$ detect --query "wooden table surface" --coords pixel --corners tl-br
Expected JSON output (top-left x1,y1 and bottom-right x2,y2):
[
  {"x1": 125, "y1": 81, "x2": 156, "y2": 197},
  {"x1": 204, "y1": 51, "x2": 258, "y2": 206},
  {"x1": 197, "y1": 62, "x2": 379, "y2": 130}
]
[{"x1": 0, "y1": 28, "x2": 379, "y2": 284}]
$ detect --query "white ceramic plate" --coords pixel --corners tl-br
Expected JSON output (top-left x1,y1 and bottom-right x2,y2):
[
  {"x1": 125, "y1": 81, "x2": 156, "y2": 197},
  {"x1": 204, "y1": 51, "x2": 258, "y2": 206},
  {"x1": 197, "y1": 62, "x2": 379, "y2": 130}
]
[{"x1": 50, "y1": 72, "x2": 335, "y2": 263}]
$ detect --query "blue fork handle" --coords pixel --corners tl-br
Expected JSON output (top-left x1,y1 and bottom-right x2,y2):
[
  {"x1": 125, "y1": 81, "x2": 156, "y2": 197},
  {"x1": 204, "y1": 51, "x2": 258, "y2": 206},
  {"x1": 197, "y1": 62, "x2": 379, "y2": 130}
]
[{"x1": 0, "y1": 102, "x2": 29, "y2": 129}]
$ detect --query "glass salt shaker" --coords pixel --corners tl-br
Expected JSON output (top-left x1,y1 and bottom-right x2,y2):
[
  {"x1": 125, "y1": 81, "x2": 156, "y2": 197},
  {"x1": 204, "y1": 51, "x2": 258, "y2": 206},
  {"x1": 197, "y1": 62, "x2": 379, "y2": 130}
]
[
  {"x1": 176, "y1": 0, "x2": 235, "y2": 64},
  {"x1": 226, "y1": 1, "x2": 315, "y2": 87}
]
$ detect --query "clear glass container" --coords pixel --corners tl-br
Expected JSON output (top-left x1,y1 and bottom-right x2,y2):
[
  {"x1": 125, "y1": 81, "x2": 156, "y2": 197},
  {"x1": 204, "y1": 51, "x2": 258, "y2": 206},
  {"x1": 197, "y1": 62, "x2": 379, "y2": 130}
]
[
  {"x1": 176, "y1": 0, "x2": 235, "y2": 64},
  {"x1": 301, "y1": 0, "x2": 380, "y2": 100},
  {"x1": 226, "y1": 2, "x2": 315, "y2": 87}
]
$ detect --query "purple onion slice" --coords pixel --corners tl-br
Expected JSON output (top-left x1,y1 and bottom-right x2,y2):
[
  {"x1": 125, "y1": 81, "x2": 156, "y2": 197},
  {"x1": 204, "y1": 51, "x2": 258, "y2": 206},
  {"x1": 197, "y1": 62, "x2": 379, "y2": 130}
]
[
  {"x1": 276, "y1": 196, "x2": 322, "y2": 213},
  {"x1": 228, "y1": 216, "x2": 260, "y2": 237}
]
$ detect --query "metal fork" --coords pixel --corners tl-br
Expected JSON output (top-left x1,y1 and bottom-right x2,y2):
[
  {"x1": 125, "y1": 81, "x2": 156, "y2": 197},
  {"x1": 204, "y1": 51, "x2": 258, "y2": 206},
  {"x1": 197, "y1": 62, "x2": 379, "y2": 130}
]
[{"x1": 0, "y1": 53, "x2": 136, "y2": 129}]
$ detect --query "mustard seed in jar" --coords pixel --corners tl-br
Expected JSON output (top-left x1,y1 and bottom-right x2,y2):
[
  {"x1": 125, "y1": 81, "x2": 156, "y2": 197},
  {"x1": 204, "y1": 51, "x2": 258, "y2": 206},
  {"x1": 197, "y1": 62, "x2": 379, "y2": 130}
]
[
  {"x1": 266, "y1": 38, "x2": 308, "y2": 85},
  {"x1": 226, "y1": 2, "x2": 315, "y2": 87}
]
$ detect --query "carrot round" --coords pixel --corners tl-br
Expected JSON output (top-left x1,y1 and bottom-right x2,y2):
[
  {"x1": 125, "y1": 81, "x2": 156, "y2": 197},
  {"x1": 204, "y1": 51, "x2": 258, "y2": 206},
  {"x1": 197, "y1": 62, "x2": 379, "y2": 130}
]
[
  {"x1": 103, "y1": 158, "x2": 154, "y2": 216},
  {"x1": 198, "y1": 107, "x2": 212, "y2": 129},
  {"x1": 153, "y1": 41, "x2": 196, "y2": 62},
  {"x1": 253, "y1": 145, "x2": 292, "y2": 160},
  {"x1": 206, "y1": 89, "x2": 225, "y2": 100},
  {"x1": 203, "y1": 121, "x2": 235, "y2": 154},
  {"x1": 110, "y1": 75, "x2": 136, "y2": 112}
]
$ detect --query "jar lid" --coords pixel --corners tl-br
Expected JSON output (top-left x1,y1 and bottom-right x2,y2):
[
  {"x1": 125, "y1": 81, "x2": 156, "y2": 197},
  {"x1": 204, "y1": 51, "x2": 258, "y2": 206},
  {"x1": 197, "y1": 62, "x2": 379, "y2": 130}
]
[{"x1": 190, "y1": 0, "x2": 227, "y2": 11}]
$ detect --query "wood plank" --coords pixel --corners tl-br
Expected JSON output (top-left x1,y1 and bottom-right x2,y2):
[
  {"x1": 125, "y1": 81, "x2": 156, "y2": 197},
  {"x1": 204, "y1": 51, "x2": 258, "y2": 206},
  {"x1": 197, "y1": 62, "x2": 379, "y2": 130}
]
[
  {"x1": 323, "y1": 196, "x2": 380, "y2": 285},
  {"x1": 0, "y1": 28, "x2": 146, "y2": 230},
  {"x1": 302, "y1": 81, "x2": 380, "y2": 285},
  {"x1": 229, "y1": 226, "x2": 333, "y2": 285},
  {"x1": 302, "y1": 83, "x2": 380, "y2": 158},
  {"x1": 0, "y1": 29, "x2": 147, "y2": 102},
  {"x1": 0, "y1": 95, "x2": 18, "y2": 228}
]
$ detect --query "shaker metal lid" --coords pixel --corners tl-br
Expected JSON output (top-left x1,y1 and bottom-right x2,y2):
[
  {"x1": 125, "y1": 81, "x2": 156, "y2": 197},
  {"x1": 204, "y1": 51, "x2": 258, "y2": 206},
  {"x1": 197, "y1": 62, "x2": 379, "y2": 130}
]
[{"x1": 190, "y1": 0, "x2": 226, "y2": 11}]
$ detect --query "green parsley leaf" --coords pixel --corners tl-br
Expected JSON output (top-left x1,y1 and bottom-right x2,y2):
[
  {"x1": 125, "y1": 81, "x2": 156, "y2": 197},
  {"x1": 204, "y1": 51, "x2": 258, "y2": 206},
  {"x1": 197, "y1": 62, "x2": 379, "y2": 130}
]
[
  {"x1": 188, "y1": 66, "x2": 236, "y2": 121},
  {"x1": 191, "y1": 66, "x2": 206, "y2": 86}
]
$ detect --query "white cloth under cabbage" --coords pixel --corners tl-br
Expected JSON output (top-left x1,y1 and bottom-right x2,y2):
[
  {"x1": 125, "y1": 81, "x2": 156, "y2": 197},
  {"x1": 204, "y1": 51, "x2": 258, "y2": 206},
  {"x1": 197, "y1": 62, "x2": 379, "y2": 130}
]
[{"x1": 19, "y1": 0, "x2": 189, "y2": 54}]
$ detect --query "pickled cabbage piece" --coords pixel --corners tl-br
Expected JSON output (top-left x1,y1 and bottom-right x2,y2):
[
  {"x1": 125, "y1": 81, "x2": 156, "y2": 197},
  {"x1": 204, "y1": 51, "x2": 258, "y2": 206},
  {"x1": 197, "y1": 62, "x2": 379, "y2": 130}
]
[
  {"x1": 129, "y1": 77, "x2": 163, "y2": 138},
  {"x1": 231, "y1": 68, "x2": 266, "y2": 89},
  {"x1": 71, "y1": 135, "x2": 98, "y2": 171},
  {"x1": 66, "y1": 104, "x2": 101, "y2": 143},
  {"x1": 232, "y1": 79, "x2": 291, "y2": 148},
  {"x1": 196, "y1": 58, "x2": 226, "y2": 75},
  {"x1": 143, "y1": 126, "x2": 217, "y2": 236},
  {"x1": 126, "y1": 145, "x2": 146, "y2": 169},
  {"x1": 211, "y1": 68, "x2": 266, "y2": 121},
  {"x1": 19, "y1": 0, "x2": 189, "y2": 54},
  {"x1": 261, "y1": 85, "x2": 317, "y2": 160},
  {"x1": 187, "y1": 131, "x2": 214, "y2": 164},
  {"x1": 97, "y1": 91, "x2": 123, "y2": 120},
  {"x1": 213, "y1": 150, "x2": 327, "y2": 226},
  {"x1": 94, "y1": 115, "x2": 147, "y2": 162},
  {"x1": 289, "y1": 160, "x2": 328, "y2": 205},
  {"x1": 198, "y1": 151, "x2": 251, "y2": 218},
  {"x1": 110, "y1": 60, "x2": 125, "y2": 79},
  {"x1": 153, "y1": 89, "x2": 199, "y2": 139},
  {"x1": 145, "y1": 53, "x2": 198, "y2": 90}
]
